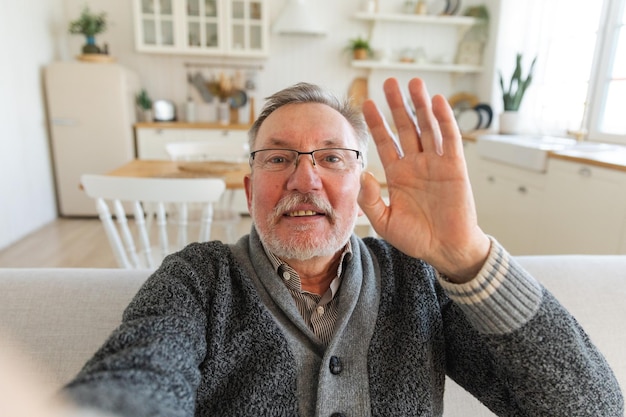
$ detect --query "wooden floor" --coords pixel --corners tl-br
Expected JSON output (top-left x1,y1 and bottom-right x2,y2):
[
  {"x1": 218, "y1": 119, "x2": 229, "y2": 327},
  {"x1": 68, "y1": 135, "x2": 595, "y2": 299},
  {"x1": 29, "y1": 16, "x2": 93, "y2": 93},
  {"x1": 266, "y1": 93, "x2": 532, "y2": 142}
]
[{"x1": 0, "y1": 216, "x2": 254, "y2": 268}]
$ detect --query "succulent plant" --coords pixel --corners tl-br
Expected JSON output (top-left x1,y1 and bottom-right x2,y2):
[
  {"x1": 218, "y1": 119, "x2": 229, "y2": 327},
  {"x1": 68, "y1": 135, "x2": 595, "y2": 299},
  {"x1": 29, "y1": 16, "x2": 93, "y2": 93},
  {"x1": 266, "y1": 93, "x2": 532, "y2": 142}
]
[{"x1": 499, "y1": 53, "x2": 537, "y2": 111}]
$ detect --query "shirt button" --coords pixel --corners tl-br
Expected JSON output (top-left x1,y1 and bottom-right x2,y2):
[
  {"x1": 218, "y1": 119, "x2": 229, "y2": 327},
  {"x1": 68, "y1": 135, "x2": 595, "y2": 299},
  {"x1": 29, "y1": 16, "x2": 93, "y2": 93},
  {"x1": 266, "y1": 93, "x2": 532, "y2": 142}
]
[
  {"x1": 329, "y1": 356, "x2": 342, "y2": 375},
  {"x1": 316, "y1": 305, "x2": 325, "y2": 315},
  {"x1": 282, "y1": 271, "x2": 290, "y2": 281}
]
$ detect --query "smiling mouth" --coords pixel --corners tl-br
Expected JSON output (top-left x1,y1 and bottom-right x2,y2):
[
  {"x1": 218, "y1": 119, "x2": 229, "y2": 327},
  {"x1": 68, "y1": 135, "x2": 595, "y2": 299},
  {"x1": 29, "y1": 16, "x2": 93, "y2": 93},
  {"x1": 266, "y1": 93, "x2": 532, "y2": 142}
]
[{"x1": 286, "y1": 210, "x2": 323, "y2": 217}]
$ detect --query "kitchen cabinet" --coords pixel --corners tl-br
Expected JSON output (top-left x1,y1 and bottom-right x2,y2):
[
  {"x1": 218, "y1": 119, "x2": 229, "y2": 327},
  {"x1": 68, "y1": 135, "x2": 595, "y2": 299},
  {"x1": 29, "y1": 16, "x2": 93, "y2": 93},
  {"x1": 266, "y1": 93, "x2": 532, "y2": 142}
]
[
  {"x1": 132, "y1": 0, "x2": 269, "y2": 57},
  {"x1": 135, "y1": 124, "x2": 249, "y2": 159},
  {"x1": 352, "y1": 12, "x2": 484, "y2": 73},
  {"x1": 471, "y1": 157, "x2": 546, "y2": 254},
  {"x1": 538, "y1": 159, "x2": 626, "y2": 254}
]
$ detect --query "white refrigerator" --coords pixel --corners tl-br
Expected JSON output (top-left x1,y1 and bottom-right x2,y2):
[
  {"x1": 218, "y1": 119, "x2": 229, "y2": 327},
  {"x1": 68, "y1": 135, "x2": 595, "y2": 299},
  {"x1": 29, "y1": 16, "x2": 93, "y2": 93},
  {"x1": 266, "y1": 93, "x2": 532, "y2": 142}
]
[{"x1": 45, "y1": 61, "x2": 139, "y2": 216}]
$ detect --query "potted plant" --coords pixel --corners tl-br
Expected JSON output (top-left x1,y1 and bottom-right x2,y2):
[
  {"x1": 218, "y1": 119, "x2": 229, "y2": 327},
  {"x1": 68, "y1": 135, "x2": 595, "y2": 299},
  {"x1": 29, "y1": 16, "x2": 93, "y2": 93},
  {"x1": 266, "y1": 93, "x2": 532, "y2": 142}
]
[
  {"x1": 136, "y1": 89, "x2": 153, "y2": 122},
  {"x1": 346, "y1": 36, "x2": 372, "y2": 60},
  {"x1": 68, "y1": 6, "x2": 108, "y2": 54},
  {"x1": 498, "y1": 53, "x2": 537, "y2": 134}
]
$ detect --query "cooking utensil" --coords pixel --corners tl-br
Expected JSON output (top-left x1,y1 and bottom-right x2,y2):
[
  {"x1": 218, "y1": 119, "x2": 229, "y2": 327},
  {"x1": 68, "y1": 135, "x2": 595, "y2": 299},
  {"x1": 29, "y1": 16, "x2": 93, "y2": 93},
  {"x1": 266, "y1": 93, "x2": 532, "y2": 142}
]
[{"x1": 190, "y1": 72, "x2": 214, "y2": 102}]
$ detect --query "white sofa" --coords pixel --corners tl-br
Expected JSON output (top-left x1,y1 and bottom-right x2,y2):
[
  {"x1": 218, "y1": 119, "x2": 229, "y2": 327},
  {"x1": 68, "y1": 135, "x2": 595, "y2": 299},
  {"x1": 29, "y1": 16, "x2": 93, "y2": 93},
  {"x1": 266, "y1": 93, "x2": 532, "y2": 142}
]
[{"x1": 1, "y1": 256, "x2": 625, "y2": 416}]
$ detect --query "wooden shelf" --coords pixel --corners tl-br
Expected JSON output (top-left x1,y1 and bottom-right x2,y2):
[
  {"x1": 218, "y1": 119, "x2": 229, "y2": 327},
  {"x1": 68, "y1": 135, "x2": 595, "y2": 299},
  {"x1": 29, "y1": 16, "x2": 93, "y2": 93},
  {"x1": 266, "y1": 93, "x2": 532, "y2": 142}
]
[
  {"x1": 353, "y1": 12, "x2": 482, "y2": 26},
  {"x1": 351, "y1": 59, "x2": 483, "y2": 73}
]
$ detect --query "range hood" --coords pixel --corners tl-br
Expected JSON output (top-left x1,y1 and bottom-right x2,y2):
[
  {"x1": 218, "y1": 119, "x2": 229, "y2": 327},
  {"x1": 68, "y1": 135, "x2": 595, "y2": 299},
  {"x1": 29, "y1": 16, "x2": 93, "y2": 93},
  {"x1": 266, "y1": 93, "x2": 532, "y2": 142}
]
[{"x1": 272, "y1": 0, "x2": 328, "y2": 36}]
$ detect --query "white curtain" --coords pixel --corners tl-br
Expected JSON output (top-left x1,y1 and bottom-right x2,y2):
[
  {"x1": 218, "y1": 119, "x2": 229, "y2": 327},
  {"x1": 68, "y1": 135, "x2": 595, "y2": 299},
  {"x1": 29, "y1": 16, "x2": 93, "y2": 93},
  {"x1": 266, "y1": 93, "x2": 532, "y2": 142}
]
[{"x1": 497, "y1": 0, "x2": 603, "y2": 136}]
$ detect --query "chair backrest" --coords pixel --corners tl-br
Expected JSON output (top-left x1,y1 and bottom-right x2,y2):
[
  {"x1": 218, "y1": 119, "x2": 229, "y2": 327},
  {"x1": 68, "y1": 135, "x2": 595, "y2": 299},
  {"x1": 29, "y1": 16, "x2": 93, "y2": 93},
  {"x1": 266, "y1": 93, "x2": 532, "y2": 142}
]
[
  {"x1": 81, "y1": 174, "x2": 226, "y2": 269},
  {"x1": 165, "y1": 141, "x2": 250, "y2": 162}
]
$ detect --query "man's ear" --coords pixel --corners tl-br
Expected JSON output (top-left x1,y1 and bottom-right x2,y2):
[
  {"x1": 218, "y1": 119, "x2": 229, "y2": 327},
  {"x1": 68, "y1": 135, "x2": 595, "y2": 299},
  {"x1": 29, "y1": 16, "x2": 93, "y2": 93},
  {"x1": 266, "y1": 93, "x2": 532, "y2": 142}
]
[{"x1": 244, "y1": 174, "x2": 253, "y2": 213}]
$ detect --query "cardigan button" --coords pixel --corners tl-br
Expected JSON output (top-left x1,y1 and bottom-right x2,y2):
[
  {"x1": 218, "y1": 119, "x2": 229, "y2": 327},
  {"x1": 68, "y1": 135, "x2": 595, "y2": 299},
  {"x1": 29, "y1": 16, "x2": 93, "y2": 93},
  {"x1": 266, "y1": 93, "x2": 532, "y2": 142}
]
[{"x1": 329, "y1": 355, "x2": 342, "y2": 375}]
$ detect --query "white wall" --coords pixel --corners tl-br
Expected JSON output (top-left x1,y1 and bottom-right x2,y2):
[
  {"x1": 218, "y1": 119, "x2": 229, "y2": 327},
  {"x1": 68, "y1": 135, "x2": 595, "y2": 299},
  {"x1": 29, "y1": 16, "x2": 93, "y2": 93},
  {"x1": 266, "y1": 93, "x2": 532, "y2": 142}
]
[
  {"x1": 0, "y1": 1, "x2": 63, "y2": 250},
  {"x1": 0, "y1": 0, "x2": 495, "y2": 250}
]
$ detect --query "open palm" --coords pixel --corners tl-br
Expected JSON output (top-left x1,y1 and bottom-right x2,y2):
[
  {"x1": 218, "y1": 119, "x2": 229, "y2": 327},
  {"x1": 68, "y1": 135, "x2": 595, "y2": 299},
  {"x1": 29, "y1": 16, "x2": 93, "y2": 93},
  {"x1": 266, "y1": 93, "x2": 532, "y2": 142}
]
[{"x1": 358, "y1": 78, "x2": 490, "y2": 282}]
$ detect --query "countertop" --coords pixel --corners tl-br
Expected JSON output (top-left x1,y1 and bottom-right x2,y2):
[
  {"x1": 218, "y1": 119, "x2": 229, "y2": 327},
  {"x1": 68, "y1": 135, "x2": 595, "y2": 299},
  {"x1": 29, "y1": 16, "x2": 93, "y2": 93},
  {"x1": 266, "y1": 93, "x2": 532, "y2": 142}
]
[
  {"x1": 462, "y1": 131, "x2": 626, "y2": 173},
  {"x1": 134, "y1": 122, "x2": 252, "y2": 130}
]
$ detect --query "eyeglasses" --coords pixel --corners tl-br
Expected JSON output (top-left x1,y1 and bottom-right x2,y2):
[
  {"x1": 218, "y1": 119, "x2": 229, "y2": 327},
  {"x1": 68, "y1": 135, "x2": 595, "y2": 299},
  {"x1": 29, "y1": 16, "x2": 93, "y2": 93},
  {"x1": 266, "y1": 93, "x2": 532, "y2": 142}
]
[{"x1": 249, "y1": 148, "x2": 363, "y2": 173}]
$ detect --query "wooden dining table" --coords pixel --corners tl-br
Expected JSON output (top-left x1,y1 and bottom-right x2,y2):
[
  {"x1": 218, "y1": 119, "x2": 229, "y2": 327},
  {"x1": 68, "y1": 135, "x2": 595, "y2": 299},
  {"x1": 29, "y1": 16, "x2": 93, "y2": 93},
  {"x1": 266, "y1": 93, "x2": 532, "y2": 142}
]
[{"x1": 105, "y1": 159, "x2": 250, "y2": 189}]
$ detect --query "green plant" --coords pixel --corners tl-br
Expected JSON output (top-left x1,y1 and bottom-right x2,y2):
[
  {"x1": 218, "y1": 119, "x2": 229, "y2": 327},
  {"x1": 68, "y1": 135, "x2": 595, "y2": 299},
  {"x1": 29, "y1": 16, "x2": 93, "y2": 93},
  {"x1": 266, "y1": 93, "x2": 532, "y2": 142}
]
[
  {"x1": 499, "y1": 53, "x2": 537, "y2": 111},
  {"x1": 68, "y1": 6, "x2": 107, "y2": 37},
  {"x1": 136, "y1": 89, "x2": 152, "y2": 111},
  {"x1": 346, "y1": 36, "x2": 371, "y2": 53}
]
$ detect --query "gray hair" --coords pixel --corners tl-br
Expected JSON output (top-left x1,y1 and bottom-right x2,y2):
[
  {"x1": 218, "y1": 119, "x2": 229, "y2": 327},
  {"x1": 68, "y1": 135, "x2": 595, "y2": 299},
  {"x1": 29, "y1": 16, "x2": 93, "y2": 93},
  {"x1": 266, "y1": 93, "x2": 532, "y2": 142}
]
[{"x1": 248, "y1": 82, "x2": 369, "y2": 166}]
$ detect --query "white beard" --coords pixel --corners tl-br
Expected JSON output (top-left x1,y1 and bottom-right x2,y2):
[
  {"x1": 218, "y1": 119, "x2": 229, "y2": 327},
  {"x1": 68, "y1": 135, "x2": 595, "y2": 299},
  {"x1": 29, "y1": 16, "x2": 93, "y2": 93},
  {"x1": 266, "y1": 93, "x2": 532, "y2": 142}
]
[{"x1": 252, "y1": 192, "x2": 356, "y2": 261}]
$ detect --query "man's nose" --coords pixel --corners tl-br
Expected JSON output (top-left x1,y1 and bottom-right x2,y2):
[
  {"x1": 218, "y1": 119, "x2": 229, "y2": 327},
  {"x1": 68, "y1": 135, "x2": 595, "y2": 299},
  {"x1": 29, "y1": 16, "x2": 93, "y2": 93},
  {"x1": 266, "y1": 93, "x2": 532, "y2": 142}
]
[{"x1": 288, "y1": 154, "x2": 322, "y2": 191}]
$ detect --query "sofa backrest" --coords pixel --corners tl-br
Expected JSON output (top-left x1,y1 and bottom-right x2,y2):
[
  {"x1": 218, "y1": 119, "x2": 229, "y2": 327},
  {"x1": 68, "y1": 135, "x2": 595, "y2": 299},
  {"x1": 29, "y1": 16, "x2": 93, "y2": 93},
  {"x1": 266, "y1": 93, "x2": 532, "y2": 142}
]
[{"x1": 0, "y1": 256, "x2": 624, "y2": 416}]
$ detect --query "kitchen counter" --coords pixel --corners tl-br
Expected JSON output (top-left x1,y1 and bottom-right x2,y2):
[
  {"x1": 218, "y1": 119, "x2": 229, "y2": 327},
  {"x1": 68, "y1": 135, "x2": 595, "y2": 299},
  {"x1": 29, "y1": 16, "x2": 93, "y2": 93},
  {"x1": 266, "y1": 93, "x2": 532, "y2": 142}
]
[
  {"x1": 549, "y1": 147, "x2": 626, "y2": 172},
  {"x1": 134, "y1": 122, "x2": 252, "y2": 130},
  {"x1": 462, "y1": 131, "x2": 626, "y2": 172}
]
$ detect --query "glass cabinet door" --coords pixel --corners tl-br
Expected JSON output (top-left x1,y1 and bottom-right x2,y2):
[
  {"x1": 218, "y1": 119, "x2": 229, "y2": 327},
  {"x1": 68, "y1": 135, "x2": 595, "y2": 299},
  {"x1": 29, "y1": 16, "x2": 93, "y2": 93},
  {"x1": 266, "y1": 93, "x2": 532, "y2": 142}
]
[
  {"x1": 134, "y1": 0, "x2": 268, "y2": 56},
  {"x1": 185, "y1": 0, "x2": 222, "y2": 50},
  {"x1": 227, "y1": 0, "x2": 267, "y2": 55},
  {"x1": 139, "y1": 0, "x2": 176, "y2": 47}
]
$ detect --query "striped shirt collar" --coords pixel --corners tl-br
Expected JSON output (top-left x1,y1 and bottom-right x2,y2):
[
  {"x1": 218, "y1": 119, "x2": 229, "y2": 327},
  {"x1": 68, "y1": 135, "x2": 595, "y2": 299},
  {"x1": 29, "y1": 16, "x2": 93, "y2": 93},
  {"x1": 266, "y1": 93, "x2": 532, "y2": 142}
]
[{"x1": 262, "y1": 240, "x2": 353, "y2": 297}]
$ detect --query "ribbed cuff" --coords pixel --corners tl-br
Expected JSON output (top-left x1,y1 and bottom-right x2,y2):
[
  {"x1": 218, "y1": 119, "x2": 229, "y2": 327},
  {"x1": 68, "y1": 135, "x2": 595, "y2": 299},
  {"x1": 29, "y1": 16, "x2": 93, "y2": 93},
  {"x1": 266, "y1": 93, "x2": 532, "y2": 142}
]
[{"x1": 437, "y1": 236, "x2": 543, "y2": 335}]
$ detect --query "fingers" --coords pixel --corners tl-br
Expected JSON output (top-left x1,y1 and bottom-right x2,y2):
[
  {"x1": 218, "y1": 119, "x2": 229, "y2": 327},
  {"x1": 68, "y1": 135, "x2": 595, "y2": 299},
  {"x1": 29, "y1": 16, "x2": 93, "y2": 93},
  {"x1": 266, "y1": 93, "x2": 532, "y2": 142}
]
[
  {"x1": 382, "y1": 78, "x2": 421, "y2": 155},
  {"x1": 407, "y1": 78, "x2": 444, "y2": 156},
  {"x1": 362, "y1": 99, "x2": 405, "y2": 165},
  {"x1": 431, "y1": 94, "x2": 464, "y2": 158},
  {"x1": 364, "y1": 77, "x2": 463, "y2": 162},
  {"x1": 357, "y1": 171, "x2": 386, "y2": 233}
]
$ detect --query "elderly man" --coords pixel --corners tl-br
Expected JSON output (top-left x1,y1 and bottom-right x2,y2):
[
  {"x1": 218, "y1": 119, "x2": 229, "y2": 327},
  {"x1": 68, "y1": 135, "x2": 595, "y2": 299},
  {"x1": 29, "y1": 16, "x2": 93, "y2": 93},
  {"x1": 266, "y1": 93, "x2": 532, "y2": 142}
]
[{"x1": 63, "y1": 78, "x2": 623, "y2": 417}]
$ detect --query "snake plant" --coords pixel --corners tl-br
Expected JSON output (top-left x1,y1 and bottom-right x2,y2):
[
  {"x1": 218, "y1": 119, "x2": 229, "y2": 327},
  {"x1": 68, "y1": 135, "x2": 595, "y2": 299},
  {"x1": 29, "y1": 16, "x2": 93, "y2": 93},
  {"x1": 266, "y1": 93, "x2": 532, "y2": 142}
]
[{"x1": 499, "y1": 53, "x2": 537, "y2": 111}]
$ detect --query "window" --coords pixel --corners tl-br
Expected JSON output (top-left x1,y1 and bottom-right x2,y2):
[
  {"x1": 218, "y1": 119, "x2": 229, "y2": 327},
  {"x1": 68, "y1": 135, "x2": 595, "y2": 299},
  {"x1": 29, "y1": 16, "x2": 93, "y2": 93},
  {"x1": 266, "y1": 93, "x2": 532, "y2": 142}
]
[
  {"x1": 503, "y1": 0, "x2": 626, "y2": 145},
  {"x1": 586, "y1": 0, "x2": 626, "y2": 143}
]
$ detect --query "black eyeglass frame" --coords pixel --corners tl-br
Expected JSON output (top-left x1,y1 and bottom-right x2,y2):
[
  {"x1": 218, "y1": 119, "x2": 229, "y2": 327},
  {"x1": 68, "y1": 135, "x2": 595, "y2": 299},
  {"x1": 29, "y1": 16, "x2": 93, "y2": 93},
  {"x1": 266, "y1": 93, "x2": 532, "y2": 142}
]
[{"x1": 249, "y1": 147, "x2": 363, "y2": 170}]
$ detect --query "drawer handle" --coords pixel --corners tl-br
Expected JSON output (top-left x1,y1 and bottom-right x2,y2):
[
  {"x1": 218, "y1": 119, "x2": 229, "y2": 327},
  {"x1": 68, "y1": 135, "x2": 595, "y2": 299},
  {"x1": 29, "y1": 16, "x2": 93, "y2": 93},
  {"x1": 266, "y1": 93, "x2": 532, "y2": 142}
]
[{"x1": 578, "y1": 167, "x2": 592, "y2": 177}]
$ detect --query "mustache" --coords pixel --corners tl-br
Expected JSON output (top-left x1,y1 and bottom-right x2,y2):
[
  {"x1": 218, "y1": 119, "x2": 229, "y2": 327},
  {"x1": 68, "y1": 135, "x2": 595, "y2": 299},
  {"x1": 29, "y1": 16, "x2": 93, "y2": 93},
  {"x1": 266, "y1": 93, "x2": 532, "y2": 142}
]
[{"x1": 271, "y1": 193, "x2": 335, "y2": 222}]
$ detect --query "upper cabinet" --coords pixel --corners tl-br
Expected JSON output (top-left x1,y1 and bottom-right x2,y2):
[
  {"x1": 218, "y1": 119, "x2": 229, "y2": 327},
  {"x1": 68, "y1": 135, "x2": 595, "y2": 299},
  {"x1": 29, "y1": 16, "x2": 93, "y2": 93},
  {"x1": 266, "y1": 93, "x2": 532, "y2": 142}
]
[
  {"x1": 132, "y1": 0, "x2": 269, "y2": 57},
  {"x1": 352, "y1": 11, "x2": 486, "y2": 73}
]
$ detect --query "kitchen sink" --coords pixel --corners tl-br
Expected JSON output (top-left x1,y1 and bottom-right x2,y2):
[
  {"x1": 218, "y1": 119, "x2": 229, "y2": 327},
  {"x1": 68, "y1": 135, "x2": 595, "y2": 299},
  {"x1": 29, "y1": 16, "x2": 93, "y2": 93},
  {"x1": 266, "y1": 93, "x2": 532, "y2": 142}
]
[{"x1": 476, "y1": 134, "x2": 577, "y2": 172}]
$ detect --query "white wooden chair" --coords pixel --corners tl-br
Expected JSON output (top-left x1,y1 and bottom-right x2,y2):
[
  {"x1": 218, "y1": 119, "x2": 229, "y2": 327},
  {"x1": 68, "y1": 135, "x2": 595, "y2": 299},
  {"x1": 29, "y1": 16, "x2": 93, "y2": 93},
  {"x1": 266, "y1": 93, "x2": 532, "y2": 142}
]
[
  {"x1": 165, "y1": 141, "x2": 248, "y2": 242},
  {"x1": 81, "y1": 174, "x2": 226, "y2": 269}
]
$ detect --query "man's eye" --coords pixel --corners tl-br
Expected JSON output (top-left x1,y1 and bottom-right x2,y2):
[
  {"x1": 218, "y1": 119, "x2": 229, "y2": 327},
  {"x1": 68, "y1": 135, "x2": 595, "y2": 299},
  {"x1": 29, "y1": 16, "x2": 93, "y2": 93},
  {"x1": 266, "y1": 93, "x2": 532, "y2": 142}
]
[
  {"x1": 321, "y1": 153, "x2": 344, "y2": 164},
  {"x1": 266, "y1": 154, "x2": 291, "y2": 164}
]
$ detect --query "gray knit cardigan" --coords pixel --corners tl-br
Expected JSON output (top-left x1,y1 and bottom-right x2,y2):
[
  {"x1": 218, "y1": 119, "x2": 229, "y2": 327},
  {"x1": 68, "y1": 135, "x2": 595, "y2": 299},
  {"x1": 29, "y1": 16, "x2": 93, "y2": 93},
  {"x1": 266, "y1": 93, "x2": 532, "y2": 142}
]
[{"x1": 64, "y1": 230, "x2": 623, "y2": 416}]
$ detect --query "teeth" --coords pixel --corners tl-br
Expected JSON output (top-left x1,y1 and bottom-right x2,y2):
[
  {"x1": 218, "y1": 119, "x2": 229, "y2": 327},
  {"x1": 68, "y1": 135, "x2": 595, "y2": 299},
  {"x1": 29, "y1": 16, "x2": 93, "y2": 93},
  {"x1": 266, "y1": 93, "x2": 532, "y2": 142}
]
[{"x1": 288, "y1": 210, "x2": 317, "y2": 217}]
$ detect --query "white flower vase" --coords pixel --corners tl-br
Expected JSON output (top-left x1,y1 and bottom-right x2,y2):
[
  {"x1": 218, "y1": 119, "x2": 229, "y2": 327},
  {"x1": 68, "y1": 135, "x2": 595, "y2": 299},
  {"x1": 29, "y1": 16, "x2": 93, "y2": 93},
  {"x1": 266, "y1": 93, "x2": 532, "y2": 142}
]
[{"x1": 499, "y1": 111, "x2": 522, "y2": 134}]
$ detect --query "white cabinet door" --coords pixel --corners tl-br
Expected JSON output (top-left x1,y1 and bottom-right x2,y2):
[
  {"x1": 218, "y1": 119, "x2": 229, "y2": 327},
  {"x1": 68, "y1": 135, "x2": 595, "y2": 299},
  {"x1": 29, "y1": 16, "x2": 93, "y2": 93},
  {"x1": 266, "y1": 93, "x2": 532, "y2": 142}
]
[
  {"x1": 473, "y1": 162, "x2": 545, "y2": 255},
  {"x1": 136, "y1": 127, "x2": 249, "y2": 160},
  {"x1": 225, "y1": 0, "x2": 269, "y2": 57},
  {"x1": 538, "y1": 159, "x2": 626, "y2": 254},
  {"x1": 133, "y1": 0, "x2": 269, "y2": 57},
  {"x1": 136, "y1": 127, "x2": 185, "y2": 159},
  {"x1": 133, "y1": 0, "x2": 179, "y2": 52}
]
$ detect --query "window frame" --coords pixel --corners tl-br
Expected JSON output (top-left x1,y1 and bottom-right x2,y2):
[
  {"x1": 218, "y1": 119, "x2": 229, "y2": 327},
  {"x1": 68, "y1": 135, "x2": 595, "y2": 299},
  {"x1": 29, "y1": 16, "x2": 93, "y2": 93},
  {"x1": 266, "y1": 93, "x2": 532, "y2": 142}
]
[{"x1": 585, "y1": 0, "x2": 626, "y2": 144}]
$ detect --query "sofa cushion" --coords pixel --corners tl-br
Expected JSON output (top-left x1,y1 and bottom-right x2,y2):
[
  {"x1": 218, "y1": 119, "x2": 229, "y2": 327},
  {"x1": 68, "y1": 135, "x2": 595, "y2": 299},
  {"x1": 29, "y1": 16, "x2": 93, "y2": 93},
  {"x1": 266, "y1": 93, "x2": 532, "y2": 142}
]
[{"x1": 0, "y1": 268, "x2": 150, "y2": 392}]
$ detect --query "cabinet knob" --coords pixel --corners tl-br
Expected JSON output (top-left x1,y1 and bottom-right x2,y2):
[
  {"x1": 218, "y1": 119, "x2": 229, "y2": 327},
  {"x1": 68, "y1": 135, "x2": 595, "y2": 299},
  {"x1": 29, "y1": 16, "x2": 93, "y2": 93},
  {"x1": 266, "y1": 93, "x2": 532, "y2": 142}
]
[
  {"x1": 487, "y1": 175, "x2": 495, "y2": 183},
  {"x1": 517, "y1": 185, "x2": 528, "y2": 194},
  {"x1": 578, "y1": 167, "x2": 592, "y2": 177}
]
